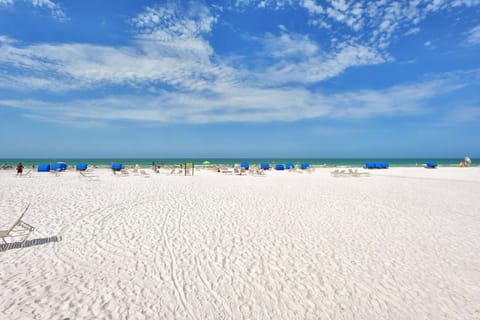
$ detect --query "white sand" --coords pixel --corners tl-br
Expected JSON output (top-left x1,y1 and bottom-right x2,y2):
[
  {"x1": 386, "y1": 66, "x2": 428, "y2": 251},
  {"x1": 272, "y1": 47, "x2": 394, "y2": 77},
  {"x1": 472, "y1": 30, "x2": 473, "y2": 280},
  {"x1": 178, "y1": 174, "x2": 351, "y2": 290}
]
[{"x1": 1, "y1": 167, "x2": 480, "y2": 319}]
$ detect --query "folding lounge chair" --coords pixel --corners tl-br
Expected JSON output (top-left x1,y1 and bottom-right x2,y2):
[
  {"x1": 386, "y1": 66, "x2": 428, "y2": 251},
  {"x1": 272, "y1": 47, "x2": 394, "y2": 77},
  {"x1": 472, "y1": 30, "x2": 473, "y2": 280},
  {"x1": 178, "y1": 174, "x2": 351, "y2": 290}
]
[
  {"x1": 79, "y1": 171, "x2": 99, "y2": 181},
  {"x1": 331, "y1": 169, "x2": 345, "y2": 177},
  {"x1": 0, "y1": 204, "x2": 34, "y2": 244},
  {"x1": 20, "y1": 169, "x2": 32, "y2": 177}
]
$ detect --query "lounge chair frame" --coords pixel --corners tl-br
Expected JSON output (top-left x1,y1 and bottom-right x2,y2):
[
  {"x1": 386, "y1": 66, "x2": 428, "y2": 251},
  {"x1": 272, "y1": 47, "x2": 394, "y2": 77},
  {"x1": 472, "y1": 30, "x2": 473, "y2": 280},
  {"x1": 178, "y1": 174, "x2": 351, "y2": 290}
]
[{"x1": 0, "y1": 204, "x2": 34, "y2": 244}]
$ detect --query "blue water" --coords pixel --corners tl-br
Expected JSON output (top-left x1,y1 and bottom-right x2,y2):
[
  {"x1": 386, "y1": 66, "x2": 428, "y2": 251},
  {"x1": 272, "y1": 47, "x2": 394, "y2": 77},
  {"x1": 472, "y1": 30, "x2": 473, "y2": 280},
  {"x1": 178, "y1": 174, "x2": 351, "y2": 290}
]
[{"x1": 0, "y1": 158, "x2": 472, "y2": 168}]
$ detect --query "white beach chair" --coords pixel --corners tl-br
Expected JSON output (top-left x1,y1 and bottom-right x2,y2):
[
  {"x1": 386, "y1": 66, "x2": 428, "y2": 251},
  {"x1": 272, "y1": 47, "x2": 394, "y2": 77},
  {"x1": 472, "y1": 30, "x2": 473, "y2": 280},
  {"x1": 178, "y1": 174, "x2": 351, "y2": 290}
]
[
  {"x1": 331, "y1": 169, "x2": 346, "y2": 177},
  {"x1": 0, "y1": 204, "x2": 34, "y2": 244},
  {"x1": 79, "y1": 171, "x2": 99, "y2": 181},
  {"x1": 20, "y1": 169, "x2": 32, "y2": 177},
  {"x1": 249, "y1": 167, "x2": 265, "y2": 176}
]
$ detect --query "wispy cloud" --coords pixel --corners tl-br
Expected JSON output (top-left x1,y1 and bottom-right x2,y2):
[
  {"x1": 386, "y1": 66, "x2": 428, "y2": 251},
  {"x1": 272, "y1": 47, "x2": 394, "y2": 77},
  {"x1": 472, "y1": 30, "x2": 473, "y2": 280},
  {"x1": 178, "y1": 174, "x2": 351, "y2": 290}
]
[
  {"x1": 232, "y1": 0, "x2": 480, "y2": 52},
  {"x1": 258, "y1": 40, "x2": 387, "y2": 85},
  {"x1": 1, "y1": 1, "x2": 479, "y2": 127},
  {"x1": 261, "y1": 31, "x2": 319, "y2": 58},
  {"x1": 0, "y1": 2, "x2": 232, "y2": 91},
  {"x1": 0, "y1": 0, "x2": 66, "y2": 20},
  {"x1": 466, "y1": 25, "x2": 480, "y2": 45},
  {"x1": 0, "y1": 71, "x2": 476, "y2": 125}
]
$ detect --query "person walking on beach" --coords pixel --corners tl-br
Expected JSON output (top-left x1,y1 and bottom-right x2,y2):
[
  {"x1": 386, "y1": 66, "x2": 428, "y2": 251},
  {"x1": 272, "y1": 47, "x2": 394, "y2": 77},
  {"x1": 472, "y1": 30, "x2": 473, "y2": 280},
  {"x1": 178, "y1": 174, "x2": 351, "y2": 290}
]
[{"x1": 16, "y1": 162, "x2": 24, "y2": 176}]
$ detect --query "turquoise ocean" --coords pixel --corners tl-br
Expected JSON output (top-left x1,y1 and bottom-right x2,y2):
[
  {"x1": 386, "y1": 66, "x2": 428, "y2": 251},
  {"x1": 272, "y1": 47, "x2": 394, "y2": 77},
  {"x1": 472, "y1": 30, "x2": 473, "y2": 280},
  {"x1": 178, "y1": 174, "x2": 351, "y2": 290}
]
[{"x1": 0, "y1": 158, "x2": 473, "y2": 168}]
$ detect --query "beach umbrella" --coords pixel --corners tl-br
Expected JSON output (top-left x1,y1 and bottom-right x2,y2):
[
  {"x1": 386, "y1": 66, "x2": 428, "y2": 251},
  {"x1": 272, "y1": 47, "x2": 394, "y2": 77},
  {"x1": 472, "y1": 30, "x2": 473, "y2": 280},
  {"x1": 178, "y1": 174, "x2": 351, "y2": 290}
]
[
  {"x1": 464, "y1": 156, "x2": 471, "y2": 166},
  {"x1": 202, "y1": 160, "x2": 211, "y2": 165}
]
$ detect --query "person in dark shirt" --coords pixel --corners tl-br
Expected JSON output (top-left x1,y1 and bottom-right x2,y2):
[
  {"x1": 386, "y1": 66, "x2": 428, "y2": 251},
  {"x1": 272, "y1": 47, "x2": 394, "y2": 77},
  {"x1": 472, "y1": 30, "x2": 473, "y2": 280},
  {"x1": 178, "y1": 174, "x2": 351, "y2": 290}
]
[{"x1": 16, "y1": 162, "x2": 24, "y2": 176}]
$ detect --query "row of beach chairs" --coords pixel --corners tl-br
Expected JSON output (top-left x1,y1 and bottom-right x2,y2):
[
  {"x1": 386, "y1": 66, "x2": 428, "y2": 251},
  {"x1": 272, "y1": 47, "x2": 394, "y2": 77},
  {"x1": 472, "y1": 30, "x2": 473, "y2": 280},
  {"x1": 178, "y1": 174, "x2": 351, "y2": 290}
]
[{"x1": 331, "y1": 168, "x2": 370, "y2": 177}]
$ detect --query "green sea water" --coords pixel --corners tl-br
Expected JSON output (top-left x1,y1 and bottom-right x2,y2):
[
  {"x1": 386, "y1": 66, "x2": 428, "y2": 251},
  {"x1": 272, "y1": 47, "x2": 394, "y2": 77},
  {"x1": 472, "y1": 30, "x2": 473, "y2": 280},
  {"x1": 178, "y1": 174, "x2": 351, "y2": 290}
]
[{"x1": 0, "y1": 158, "x2": 473, "y2": 169}]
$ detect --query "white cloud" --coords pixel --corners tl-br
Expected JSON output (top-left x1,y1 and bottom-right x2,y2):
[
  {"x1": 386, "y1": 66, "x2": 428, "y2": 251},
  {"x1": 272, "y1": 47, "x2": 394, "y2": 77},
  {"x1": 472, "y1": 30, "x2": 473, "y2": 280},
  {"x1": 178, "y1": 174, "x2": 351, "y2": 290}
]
[
  {"x1": 0, "y1": 3, "x2": 233, "y2": 92},
  {"x1": 1, "y1": 1, "x2": 480, "y2": 126},
  {"x1": 262, "y1": 32, "x2": 319, "y2": 58},
  {"x1": 466, "y1": 25, "x2": 480, "y2": 45},
  {"x1": 0, "y1": 71, "x2": 473, "y2": 125},
  {"x1": 301, "y1": 0, "x2": 324, "y2": 14},
  {"x1": 0, "y1": 0, "x2": 66, "y2": 20},
  {"x1": 259, "y1": 42, "x2": 387, "y2": 84},
  {"x1": 233, "y1": 0, "x2": 294, "y2": 10},
  {"x1": 451, "y1": 0, "x2": 480, "y2": 7},
  {"x1": 0, "y1": 41, "x2": 232, "y2": 91},
  {"x1": 295, "y1": 0, "x2": 480, "y2": 51},
  {"x1": 0, "y1": 35, "x2": 15, "y2": 43}
]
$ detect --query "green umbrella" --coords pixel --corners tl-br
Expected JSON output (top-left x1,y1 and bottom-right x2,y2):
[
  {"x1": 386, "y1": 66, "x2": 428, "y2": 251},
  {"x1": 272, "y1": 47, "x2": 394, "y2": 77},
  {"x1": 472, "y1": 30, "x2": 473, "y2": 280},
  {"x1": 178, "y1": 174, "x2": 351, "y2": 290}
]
[{"x1": 202, "y1": 160, "x2": 211, "y2": 165}]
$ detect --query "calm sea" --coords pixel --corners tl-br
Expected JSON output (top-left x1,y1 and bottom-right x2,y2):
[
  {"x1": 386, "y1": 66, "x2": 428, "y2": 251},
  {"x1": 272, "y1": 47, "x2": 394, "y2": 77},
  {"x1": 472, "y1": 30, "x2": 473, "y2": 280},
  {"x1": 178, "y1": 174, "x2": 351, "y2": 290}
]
[{"x1": 0, "y1": 158, "x2": 472, "y2": 168}]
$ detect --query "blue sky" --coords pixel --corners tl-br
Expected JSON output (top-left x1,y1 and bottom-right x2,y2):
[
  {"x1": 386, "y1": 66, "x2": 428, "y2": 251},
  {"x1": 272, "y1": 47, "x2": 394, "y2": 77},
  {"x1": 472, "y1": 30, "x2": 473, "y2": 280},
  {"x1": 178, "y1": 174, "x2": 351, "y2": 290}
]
[{"x1": 1, "y1": 0, "x2": 479, "y2": 158}]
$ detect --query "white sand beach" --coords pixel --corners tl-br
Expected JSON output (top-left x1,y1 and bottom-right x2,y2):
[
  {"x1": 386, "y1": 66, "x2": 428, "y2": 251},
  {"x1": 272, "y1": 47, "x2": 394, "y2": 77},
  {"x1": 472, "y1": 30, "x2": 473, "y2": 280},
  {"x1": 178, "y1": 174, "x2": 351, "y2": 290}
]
[{"x1": 1, "y1": 167, "x2": 480, "y2": 319}]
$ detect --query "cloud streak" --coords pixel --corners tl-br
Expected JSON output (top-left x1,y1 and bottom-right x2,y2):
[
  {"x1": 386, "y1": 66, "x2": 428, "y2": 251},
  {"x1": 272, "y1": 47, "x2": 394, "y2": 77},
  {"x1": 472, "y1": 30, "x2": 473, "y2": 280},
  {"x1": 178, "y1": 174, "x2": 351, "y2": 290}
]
[
  {"x1": 0, "y1": 71, "x2": 475, "y2": 125},
  {"x1": 466, "y1": 25, "x2": 480, "y2": 45},
  {"x1": 0, "y1": 0, "x2": 66, "y2": 20}
]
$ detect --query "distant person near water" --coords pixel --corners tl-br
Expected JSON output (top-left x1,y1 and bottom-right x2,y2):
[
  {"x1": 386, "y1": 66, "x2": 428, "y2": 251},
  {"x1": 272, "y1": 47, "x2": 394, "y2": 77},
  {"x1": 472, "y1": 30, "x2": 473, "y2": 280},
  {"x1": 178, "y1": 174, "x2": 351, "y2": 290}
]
[{"x1": 16, "y1": 162, "x2": 24, "y2": 176}]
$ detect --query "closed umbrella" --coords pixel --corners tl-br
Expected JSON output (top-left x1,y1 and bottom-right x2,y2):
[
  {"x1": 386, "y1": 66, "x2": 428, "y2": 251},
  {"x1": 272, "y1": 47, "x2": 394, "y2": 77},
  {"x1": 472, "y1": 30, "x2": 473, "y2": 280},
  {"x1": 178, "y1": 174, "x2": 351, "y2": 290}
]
[{"x1": 464, "y1": 156, "x2": 471, "y2": 166}]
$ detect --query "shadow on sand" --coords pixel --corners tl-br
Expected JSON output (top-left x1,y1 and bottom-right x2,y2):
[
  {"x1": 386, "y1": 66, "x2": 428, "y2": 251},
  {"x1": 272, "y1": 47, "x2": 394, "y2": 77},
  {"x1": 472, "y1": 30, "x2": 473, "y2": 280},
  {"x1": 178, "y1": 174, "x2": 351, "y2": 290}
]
[{"x1": 0, "y1": 236, "x2": 62, "y2": 252}]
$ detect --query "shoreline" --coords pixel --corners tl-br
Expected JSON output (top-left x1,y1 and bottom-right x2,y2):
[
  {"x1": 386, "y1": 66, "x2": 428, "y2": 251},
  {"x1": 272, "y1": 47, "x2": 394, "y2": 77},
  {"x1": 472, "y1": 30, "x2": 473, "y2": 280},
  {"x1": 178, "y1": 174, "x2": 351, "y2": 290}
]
[{"x1": 1, "y1": 157, "x2": 475, "y2": 168}]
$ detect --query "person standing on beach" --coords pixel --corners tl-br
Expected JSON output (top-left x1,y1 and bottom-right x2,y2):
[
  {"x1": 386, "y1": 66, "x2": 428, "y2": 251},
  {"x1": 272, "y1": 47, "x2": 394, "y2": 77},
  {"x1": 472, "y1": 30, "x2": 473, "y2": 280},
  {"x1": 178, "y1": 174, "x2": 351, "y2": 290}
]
[{"x1": 16, "y1": 162, "x2": 24, "y2": 176}]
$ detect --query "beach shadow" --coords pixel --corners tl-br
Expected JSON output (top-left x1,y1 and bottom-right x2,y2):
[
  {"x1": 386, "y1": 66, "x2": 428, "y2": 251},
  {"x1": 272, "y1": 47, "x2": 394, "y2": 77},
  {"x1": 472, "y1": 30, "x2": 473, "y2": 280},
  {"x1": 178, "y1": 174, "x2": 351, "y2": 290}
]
[{"x1": 0, "y1": 236, "x2": 62, "y2": 252}]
